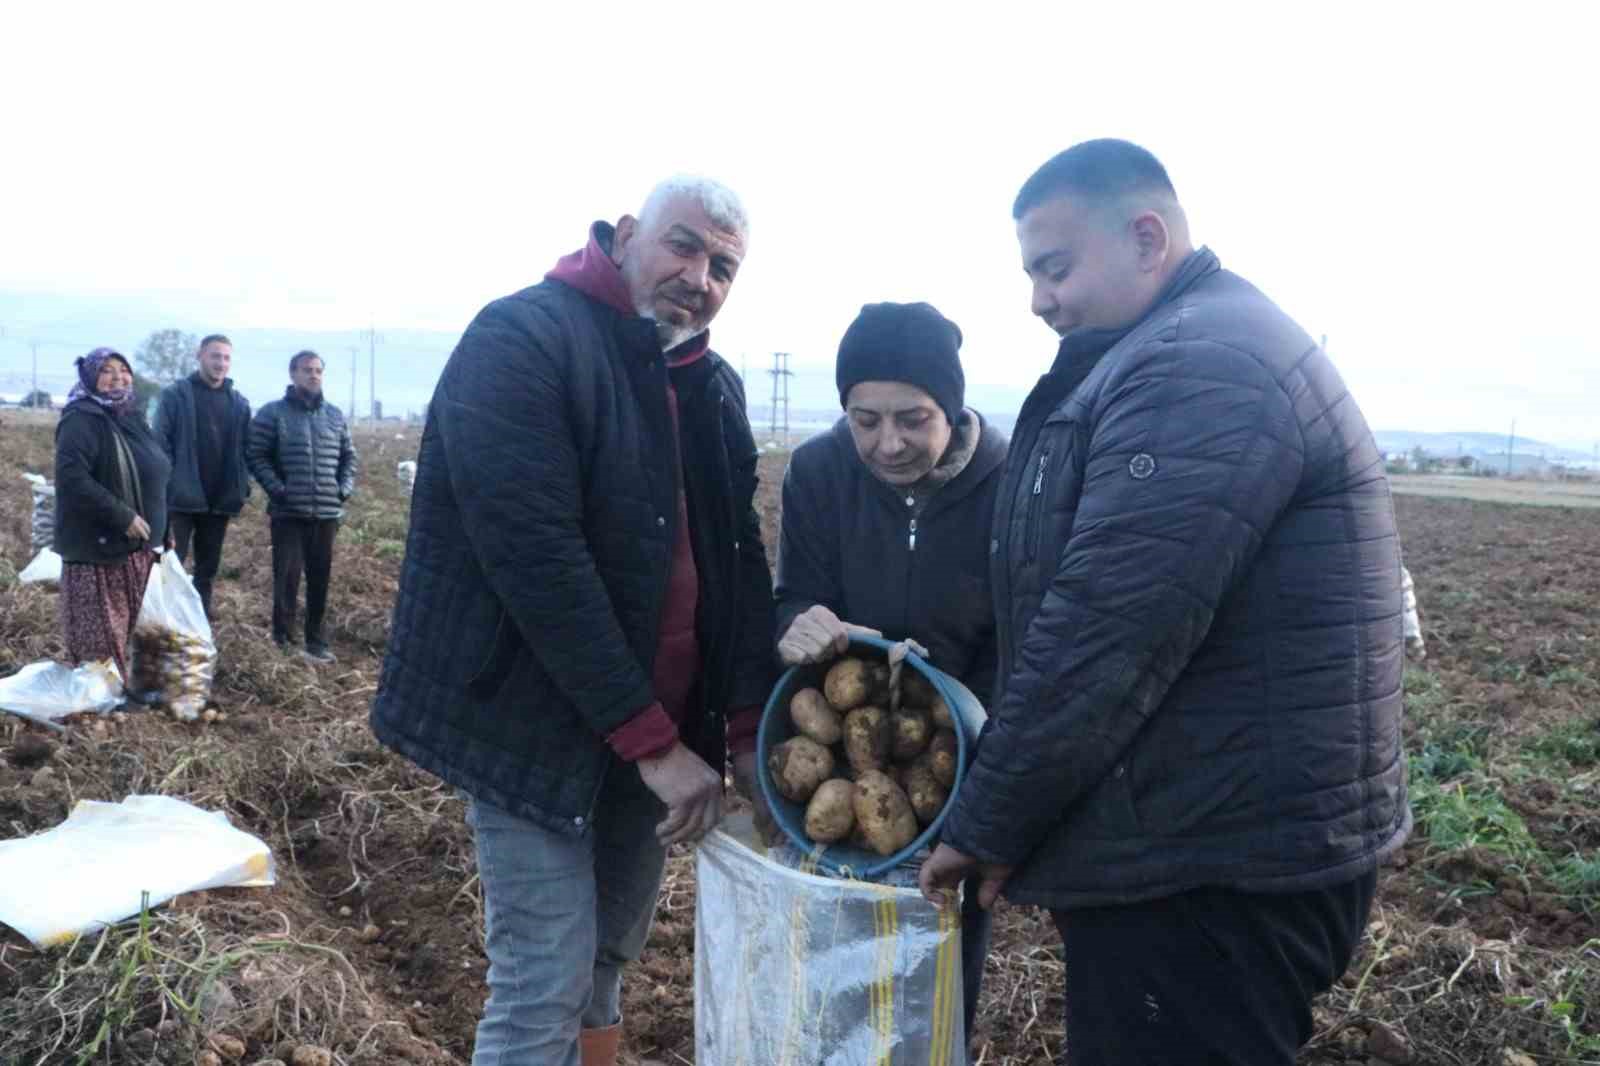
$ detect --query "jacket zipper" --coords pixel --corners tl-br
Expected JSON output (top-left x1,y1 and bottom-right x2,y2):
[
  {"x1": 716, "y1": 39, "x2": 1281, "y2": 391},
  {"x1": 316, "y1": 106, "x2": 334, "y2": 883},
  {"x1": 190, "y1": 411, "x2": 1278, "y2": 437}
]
[{"x1": 1025, "y1": 450, "x2": 1050, "y2": 562}]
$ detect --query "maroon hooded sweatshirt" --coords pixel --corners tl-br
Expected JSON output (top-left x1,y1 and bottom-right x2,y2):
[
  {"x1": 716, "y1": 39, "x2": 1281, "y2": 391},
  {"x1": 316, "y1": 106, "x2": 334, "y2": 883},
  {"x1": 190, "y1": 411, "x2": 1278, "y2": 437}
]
[{"x1": 546, "y1": 224, "x2": 760, "y2": 762}]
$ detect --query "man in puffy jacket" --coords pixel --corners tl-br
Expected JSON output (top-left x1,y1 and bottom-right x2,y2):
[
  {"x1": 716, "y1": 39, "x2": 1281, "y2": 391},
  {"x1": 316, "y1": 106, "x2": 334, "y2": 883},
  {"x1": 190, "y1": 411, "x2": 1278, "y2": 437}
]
[
  {"x1": 245, "y1": 350, "x2": 357, "y2": 662},
  {"x1": 921, "y1": 139, "x2": 1410, "y2": 1064},
  {"x1": 153, "y1": 333, "x2": 251, "y2": 619},
  {"x1": 369, "y1": 175, "x2": 775, "y2": 1066}
]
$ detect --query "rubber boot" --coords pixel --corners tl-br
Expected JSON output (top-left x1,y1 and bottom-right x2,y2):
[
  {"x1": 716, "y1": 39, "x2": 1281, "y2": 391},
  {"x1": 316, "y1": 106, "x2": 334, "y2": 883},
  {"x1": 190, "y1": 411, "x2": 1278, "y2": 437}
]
[{"x1": 579, "y1": 1023, "x2": 621, "y2": 1066}]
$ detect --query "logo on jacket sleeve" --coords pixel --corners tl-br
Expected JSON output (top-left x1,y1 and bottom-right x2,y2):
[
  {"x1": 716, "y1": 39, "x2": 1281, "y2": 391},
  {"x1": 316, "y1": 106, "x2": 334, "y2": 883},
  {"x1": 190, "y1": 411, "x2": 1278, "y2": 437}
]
[{"x1": 1128, "y1": 453, "x2": 1157, "y2": 480}]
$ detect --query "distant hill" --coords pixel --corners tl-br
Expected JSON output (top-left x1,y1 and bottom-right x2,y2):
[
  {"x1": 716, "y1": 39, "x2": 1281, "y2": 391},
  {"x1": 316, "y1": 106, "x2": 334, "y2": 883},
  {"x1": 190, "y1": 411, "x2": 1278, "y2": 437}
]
[
  {"x1": 0, "y1": 289, "x2": 461, "y2": 417},
  {"x1": 1374, "y1": 430, "x2": 1593, "y2": 465}
]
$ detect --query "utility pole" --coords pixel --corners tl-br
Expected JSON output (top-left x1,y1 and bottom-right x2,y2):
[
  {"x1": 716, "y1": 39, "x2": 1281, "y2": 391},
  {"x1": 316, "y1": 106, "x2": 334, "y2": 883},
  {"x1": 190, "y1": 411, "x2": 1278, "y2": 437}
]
[
  {"x1": 31, "y1": 341, "x2": 39, "y2": 403},
  {"x1": 363, "y1": 324, "x2": 383, "y2": 425},
  {"x1": 348, "y1": 345, "x2": 359, "y2": 418},
  {"x1": 767, "y1": 351, "x2": 792, "y2": 445},
  {"x1": 1505, "y1": 419, "x2": 1516, "y2": 478}
]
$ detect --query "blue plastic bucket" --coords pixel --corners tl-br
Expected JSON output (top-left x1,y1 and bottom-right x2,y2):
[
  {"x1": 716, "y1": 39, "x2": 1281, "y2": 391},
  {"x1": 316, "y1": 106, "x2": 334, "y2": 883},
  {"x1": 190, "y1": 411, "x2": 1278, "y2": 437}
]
[{"x1": 756, "y1": 634, "x2": 987, "y2": 880}]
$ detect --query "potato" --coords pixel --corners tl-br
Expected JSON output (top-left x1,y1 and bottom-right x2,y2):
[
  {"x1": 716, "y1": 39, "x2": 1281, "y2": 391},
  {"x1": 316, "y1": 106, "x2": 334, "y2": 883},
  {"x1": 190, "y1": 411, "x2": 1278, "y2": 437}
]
[
  {"x1": 889, "y1": 707, "x2": 932, "y2": 761},
  {"x1": 768, "y1": 736, "x2": 835, "y2": 803},
  {"x1": 928, "y1": 693, "x2": 954, "y2": 730},
  {"x1": 789, "y1": 687, "x2": 842, "y2": 745},
  {"x1": 901, "y1": 670, "x2": 937, "y2": 708},
  {"x1": 842, "y1": 705, "x2": 891, "y2": 775},
  {"x1": 824, "y1": 658, "x2": 874, "y2": 711},
  {"x1": 852, "y1": 770, "x2": 920, "y2": 856},
  {"x1": 803, "y1": 779, "x2": 856, "y2": 843},
  {"x1": 927, "y1": 729, "x2": 958, "y2": 788},
  {"x1": 903, "y1": 758, "x2": 950, "y2": 826}
]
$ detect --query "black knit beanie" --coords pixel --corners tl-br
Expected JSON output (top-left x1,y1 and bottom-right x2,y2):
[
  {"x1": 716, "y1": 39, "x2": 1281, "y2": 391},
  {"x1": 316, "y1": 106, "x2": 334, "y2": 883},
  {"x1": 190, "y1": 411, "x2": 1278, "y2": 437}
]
[{"x1": 835, "y1": 302, "x2": 965, "y2": 426}]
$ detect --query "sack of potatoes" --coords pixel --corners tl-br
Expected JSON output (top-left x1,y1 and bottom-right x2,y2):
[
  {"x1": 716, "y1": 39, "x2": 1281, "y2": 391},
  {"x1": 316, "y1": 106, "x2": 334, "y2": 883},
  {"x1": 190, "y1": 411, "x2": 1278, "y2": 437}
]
[
  {"x1": 757, "y1": 636, "x2": 973, "y2": 880},
  {"x1": 129, "y1": 624, "x2": 216, "y2": 722}
]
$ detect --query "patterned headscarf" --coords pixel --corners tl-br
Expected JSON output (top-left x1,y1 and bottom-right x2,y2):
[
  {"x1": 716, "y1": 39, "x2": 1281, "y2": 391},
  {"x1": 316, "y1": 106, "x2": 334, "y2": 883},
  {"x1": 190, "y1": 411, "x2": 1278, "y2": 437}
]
[{"x1": 68, "y1": 347, "x2": 136, "y2": 415}]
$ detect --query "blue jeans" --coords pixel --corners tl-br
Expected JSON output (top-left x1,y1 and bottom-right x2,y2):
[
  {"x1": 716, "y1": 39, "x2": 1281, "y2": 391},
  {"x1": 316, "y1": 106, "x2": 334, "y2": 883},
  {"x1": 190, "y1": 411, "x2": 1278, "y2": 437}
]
[{"x1": 467, "y1": 767, "x2": 667, "y2": 1066}]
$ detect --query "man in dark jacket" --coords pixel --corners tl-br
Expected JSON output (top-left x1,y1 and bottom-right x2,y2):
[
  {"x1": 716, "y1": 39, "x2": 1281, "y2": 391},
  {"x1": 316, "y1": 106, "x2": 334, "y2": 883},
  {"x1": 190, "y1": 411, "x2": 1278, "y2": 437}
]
[
  {"x1": 369, "y1": 176, "x2": 775, "y2": 1066},
  {"x1": 771, "y1": 300, "x2": 1005, "y2": 1058},
  {"x1": 153, "y1": 333, "x2": 251, "y2": 619},
  {"x1": 245, "y1": 350, "x2": 357, "y2": 662},
  {"x1": 921, "y1": 140, "x2": 1411, "y2": 1065}
]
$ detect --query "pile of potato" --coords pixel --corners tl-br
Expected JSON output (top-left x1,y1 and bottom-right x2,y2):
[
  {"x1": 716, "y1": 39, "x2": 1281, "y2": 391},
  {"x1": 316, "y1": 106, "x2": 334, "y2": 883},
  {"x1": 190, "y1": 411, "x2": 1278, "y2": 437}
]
[
  {"x1": 767, "y1": 656, "x2": 958, "y2": 857},
  {"x1": 129, "y1": 625, "x2": 215, "y2": 722}
]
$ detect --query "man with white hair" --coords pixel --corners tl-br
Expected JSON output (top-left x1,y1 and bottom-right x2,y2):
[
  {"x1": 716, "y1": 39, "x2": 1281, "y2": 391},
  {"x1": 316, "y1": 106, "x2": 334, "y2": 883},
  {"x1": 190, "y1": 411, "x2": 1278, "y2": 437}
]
[{"x1": 371, "y1": 176, "x2": 776, "y2": 1066}]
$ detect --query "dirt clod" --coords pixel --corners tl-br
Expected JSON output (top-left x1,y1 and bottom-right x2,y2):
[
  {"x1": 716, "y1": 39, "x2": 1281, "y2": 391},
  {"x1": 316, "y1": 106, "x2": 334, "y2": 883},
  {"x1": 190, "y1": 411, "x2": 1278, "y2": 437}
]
[
  {"x1": 6, "y1": 732, "x2": 53, "y2": 768},
  {"x1": 1367, "y1": 1022, "x2": 1413, "y2": 1064}
]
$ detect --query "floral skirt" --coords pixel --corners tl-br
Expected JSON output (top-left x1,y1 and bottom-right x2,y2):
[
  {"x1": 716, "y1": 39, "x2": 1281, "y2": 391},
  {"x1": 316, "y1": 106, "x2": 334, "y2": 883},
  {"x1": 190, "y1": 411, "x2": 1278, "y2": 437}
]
[{"x1": 60, "y1": 550, "x2": 156, "y2": 684}]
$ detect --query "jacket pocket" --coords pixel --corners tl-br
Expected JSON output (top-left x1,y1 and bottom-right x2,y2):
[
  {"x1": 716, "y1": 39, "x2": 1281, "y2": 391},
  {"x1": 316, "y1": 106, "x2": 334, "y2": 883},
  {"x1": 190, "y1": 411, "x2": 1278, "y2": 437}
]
[
  {"x1": 467, "y1": 611, "x2": 522, "y2": 700},
  {"x1": 1024, "y1": 415, "x2": 1083, "y2": 565}
]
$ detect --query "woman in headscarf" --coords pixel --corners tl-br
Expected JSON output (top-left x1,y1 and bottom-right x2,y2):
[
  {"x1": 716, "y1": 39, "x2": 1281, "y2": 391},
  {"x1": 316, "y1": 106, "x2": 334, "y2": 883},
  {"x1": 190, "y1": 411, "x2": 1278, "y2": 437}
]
[{"x1": 52, "y1": 347, "x2": 172, "y2": 697}]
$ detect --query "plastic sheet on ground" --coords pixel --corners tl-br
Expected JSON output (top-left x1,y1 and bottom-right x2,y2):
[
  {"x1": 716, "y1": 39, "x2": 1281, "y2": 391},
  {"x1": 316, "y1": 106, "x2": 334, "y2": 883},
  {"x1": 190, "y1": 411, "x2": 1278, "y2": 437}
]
[
  {"x1": 0, "y1": 659, "x2": 123, "y2": 727},
  {"x1": 696, "y1": 812, "x2": 964, "y2": 1066},
  {"x1": 17, "y1": 547, "x2": 62, "y2": 585},
  {"x1": 0, "y1": 795, "x2": 275, "y2": 947}
]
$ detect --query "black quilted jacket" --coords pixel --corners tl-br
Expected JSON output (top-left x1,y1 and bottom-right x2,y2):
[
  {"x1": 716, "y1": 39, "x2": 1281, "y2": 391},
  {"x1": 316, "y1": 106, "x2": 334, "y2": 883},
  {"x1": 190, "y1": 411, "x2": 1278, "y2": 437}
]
[
  {"x1": 941, "y1": 248, "x2": 1411, "y2": 908},
  {"x1": 244, "y1": 388, "x2": 357, "y2": 519},
  {"x1": 368, "y1": 281, "x2": 777, "y2": 836},
  {"x1": 776, "y1": 415, "x2": 1007, "y2": 702}
]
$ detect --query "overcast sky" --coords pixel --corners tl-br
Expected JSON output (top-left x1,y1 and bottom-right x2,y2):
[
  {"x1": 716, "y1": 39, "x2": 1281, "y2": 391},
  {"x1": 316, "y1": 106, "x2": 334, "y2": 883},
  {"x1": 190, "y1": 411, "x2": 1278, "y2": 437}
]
[{"x1": 2, "y1": 3, "x2": 1595, "y2": 447}]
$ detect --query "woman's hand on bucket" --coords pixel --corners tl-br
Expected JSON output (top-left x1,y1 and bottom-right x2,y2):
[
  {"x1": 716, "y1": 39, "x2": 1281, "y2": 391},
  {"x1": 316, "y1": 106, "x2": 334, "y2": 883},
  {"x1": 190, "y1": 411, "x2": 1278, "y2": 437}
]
[{"x1": 778, "y1": 606, "x2": 882, "y2": 666}]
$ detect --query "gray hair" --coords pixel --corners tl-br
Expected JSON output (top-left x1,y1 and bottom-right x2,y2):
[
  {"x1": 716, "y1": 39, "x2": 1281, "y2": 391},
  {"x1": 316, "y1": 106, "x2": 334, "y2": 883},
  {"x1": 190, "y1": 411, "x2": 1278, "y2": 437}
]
[{"x1": 638, "y1": 174, "x2": 750, "y2": 240}]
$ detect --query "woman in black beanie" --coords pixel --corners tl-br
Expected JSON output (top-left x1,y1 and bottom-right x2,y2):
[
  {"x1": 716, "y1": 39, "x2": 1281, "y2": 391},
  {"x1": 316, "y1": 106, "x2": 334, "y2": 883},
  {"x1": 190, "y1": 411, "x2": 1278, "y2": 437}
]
[{"x1": 744, "y1": 300, "x2": 1007, "y2": 1057}]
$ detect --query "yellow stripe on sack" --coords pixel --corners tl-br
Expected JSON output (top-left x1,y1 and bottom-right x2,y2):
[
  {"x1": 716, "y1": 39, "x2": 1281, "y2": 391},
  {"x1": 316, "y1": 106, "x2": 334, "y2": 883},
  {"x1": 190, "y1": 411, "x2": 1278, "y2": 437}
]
[
  {"x1": 870, "y1": 894, "x2": 884, "y2": 1064},
  {"x1": 928, "y1": 903, "x2": 947, "y2": 1066},
  {"x1": 873, "y1": 891, "x2": 898, "y2": 1066},
  {"x1": 929, "y1": 901, "x2": 959, "y2": 1066}
]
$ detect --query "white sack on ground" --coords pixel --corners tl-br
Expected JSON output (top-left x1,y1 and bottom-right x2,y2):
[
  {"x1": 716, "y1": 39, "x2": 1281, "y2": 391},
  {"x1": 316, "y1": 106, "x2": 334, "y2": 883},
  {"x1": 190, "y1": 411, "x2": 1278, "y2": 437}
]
[
  {"x1": 0, "y1": 795, "x2": 275, "y2": 947},
  {"x1": 0, "y1": 659, "x2": 122, "y2": 725},
  {"x1": 17, "y1": 547, "x2": 62, "y2": 585}
]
